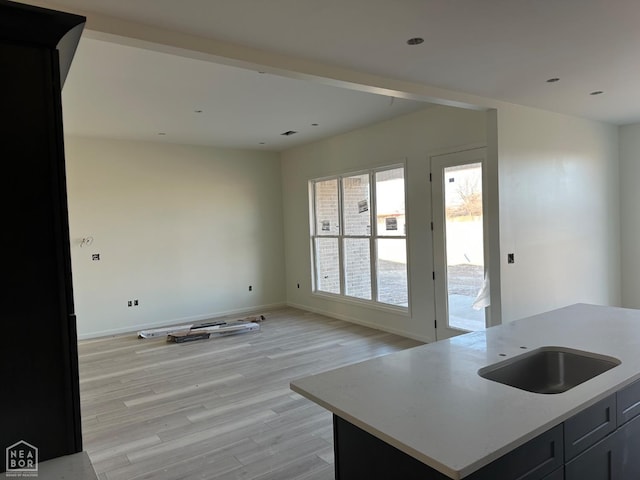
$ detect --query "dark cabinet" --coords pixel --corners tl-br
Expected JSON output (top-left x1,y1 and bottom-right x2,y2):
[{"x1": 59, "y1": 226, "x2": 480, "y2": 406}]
[
  {"x1": 542, "y1": 468, "x2": 564, "y2": 480},
  {"x1": 0, "y1": 1, "x2": 85, "y2": 473},
  {"x1": 333, "y1": 416, "x2": 450, "y2": 480},
  {"x1": 617, "y1": 378, "x2": 640, "y2": 426},
  {"x1": 565, "y1": 432, "x2": 617, "y2": 480},
  {"x1": 466, "y1": 425, "x2": 563, "y2": 480},
  {"x1": 333, "y1": 379, "x2": 640, "y2": 480},
  {"x1": 334, "y1": 416, "x2": 560, "y2": 480},
  {"x1": 618, "y1": 414, "x2": 640, "y2": 479},
  {"x1": 564, "y1": 381, "x2": 640, "y2": 480},
  {"x1": 565, "y1": 406, "x2": 640, "y2": 480},
  {"x1": 564, "y1": 394, "x2": 616, "y2": 460}
]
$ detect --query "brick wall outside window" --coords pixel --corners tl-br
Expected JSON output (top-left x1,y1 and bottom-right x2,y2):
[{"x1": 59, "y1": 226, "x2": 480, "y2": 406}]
[{"x1": 310, "y1": 165, "x2": 408, "y2": 308}]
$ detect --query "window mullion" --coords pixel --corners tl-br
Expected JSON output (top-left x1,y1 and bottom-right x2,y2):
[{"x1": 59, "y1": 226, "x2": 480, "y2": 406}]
[
  {"x1": 370, "y1": 171, "x2": 378, "y2": 302},
  {"x1": 311, "y1": 237, "x2": 317, "y2": 292},
  {"x1": 311, "y1": 182, "x2": 318, "y2": 291},
  {"x1": 338, "y1": 176, "x2": 345, "y2": 296},
  {"x1": 312, "y1": 181, "x2": 318, "y2": 237}
]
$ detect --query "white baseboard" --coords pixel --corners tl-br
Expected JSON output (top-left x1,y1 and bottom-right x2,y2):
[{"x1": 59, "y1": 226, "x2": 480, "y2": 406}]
[
  {"x1": 286, "y1": 301, "x2": 432, "y2": 344},
  {"x1": 76, "y1": 302, "x2": 287, "y2": 340}
]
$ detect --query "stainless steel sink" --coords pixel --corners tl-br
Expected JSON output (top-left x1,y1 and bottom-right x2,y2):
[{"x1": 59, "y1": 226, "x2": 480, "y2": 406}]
[{"x1": 478, "y1": 346, "x2": 620, "y2": 394}]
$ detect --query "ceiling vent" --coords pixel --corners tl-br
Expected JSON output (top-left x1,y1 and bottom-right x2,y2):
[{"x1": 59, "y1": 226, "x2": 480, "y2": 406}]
[{"x1": 281, "y1": 130, "x2": 298, "y2": 136}]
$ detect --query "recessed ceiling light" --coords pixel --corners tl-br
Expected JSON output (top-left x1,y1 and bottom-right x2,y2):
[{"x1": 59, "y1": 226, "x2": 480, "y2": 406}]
[
  {"x1": 406, "y1": 37, "x2": 424, "y2": 46},
  {"x1": 259, "y1": 142, "x2": 266, "y2": 145},
  {"x1": 158, "y1": 132, "x2": 166, "y2": 136},
  {"x1": 311, "y1": 123, "x2": 319, "y2": 126},
  {"x1": 546, "y1": 77, "x2": 560, "y2": 83},
  {"x1": 280, "y1": 130, "x2": 298, "y2": 136},
  {"x1": 590, "y1": 90, "x2": 604, "y2": 96},
  {"x1": 194, "y1": 110, "x2": 203, "y2": 113}
]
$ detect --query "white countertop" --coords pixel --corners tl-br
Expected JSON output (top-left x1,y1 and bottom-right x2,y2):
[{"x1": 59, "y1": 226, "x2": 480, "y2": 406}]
[{"x1": 290, "y1": 304, "x2": 640, "y2": 479}]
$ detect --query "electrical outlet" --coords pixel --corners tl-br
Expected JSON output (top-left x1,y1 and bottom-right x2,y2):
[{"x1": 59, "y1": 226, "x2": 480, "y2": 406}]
[
  {"x1": 297, "y1": 283, "x2": 300, "y2": 289},
  {"x1": 127, "y1": 300, "x2": 132, "y2": 307},
  {"x1": 134, "y1": 299, "x2": 139, "y2": 306},
  {"x1": 248, "y1": 285, "x2": 253, "y2": 292},
  {"x1": 508, "y1": 253, "x2": 515, "y2": 264}
]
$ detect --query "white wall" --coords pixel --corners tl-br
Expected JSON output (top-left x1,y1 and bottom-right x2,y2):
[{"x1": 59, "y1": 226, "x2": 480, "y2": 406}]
[
  {"x1": 495, "y1": 104, "x2": 620, "y2": 322},
  {"x1": 281, "y1": 105, "x2": 488, "y2": 342},
  {"x1": 65, "y1": 105, "x2": 622, "y2": 340},
  {"x1": 620, "y1": 123, "x2": 640, "y2": 309},
  {"x1": 65, "y1": 136, "x2": 285, "y2": 338}
]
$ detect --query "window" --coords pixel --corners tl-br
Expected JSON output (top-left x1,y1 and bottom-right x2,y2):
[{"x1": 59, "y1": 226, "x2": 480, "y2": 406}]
[{"x1": 310, "y1": 165, "x2": 408, "y2": 308}]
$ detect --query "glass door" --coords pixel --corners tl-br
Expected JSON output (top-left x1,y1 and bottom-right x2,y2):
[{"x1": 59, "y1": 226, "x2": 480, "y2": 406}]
[{"x1": 431, "y1": 148, "x2": 489, "y2": 340}]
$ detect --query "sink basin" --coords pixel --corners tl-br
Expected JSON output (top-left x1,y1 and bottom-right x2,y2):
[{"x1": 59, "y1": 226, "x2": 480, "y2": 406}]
[{"x1": 478, "y1": 346, "x2": 620, "y2": 394}]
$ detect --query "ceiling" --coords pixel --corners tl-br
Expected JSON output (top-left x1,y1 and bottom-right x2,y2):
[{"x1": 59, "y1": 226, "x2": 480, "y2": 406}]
[
  {"x1": 23, "y1": 0, "x2": 640, "y2": 149},
  {"x1": 61, "y1": 38, "x2": 428, "y2": 150}
]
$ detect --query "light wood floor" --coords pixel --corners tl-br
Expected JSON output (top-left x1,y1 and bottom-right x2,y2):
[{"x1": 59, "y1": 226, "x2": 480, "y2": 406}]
[{"x1": 79, "y1": 307, "x2": 423, "y2": 480}]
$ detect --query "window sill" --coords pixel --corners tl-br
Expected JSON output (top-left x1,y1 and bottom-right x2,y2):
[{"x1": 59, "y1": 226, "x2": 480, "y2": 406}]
[{"x1": 311, "y1": 291, "x2": 410, "y2": 316}]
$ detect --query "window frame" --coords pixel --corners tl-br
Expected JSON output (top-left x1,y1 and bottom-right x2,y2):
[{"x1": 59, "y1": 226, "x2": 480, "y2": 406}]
[{"x1": 309, "y1": 163, "x2": 409, "y2": 311}]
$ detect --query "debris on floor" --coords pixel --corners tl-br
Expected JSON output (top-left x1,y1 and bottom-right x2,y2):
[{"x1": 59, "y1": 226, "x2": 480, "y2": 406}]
[{"x1": 137, "y1": 314, "x2": 266, "y2": 342}]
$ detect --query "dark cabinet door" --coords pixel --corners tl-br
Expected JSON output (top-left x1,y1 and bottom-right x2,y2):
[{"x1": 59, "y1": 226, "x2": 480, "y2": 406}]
[
  {"x1": 467, "y1": 425, "x2": 563, "y2": 480},
  {"x1": 617, "y1": 414, "x2": 640, "y2": 480},
  {"x1": 564, "y1": 394, "x2": 616, "y2": 460},
  {"x1": 565, "y1": 432, "x2": 617, "y2": 480},
  {"x1": 617, "y1": 378, "x2": 640, "y2": 427},
  {"x1": 542, "y1": 467, "x2": 563, "y2": 480}
]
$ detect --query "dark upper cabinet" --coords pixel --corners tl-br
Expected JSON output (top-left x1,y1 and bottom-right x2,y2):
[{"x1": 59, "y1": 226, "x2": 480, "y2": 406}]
[{"x1": 0, "y1": 1, "x2": 85, "y2": 473}]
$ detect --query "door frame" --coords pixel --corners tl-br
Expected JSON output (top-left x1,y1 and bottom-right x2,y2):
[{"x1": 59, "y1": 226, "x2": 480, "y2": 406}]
[{"x1": 430, "y1": 146, "x2": 494, "y2": 340}]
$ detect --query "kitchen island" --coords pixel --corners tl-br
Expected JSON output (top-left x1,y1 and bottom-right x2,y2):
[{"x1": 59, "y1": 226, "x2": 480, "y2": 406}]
[{"x1": 290, "y1": 304, "x2": 640, "y2": 479}]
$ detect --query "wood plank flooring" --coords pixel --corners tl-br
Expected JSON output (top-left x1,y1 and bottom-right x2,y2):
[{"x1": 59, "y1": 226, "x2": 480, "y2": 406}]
[{"x1": 79, "y1": 307, "x2": 423, "y2": 480}]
